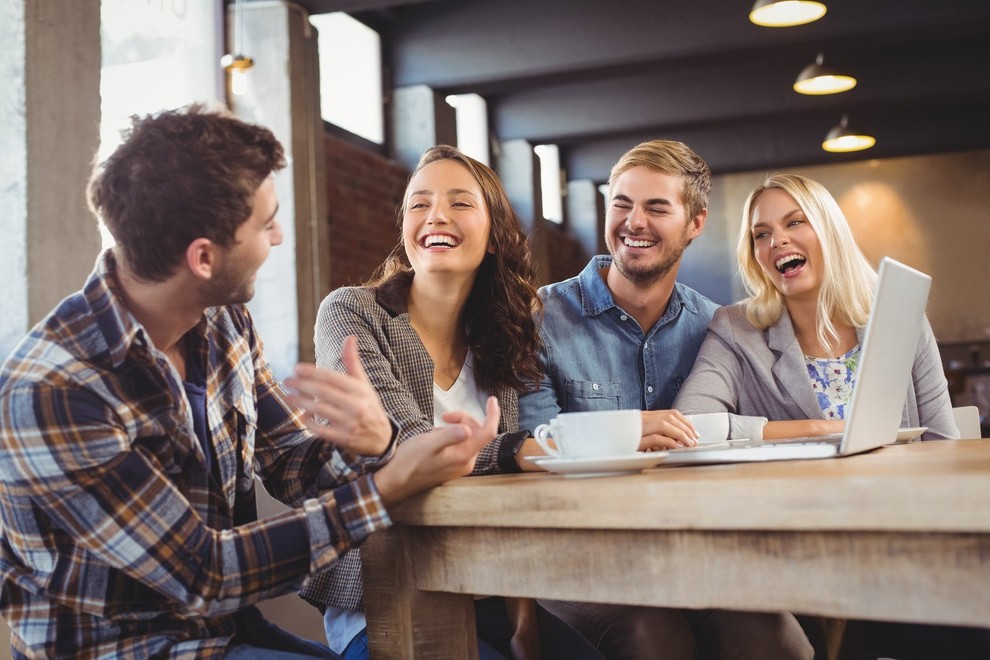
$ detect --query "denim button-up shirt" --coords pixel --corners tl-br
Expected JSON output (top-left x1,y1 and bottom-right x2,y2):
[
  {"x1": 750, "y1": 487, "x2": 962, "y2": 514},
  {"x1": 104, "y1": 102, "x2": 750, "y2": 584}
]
[{"x1": 519, "y1": 255, "x2": 719, "y2": 430}]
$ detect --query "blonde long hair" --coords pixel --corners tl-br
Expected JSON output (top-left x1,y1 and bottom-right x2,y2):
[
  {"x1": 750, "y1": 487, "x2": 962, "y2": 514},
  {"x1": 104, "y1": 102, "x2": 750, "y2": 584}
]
[{"x1": 737, "y1": 173, "x2": 877, "y2": 353}]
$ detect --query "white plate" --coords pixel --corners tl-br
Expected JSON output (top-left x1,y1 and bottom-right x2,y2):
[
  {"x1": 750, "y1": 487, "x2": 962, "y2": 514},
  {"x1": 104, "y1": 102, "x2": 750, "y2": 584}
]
[
  {"x1": 525, "y1": 452, "x2": 668, "y2": 478},
  {"x1": 895, "y1": 426, "x2": 927, "y2": 443}
]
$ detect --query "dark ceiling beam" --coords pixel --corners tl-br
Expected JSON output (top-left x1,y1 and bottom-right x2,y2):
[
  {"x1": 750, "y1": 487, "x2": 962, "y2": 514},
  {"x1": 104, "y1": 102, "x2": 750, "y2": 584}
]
[
  {"x1": 563, "y1": 99, "x2": 990, "y2": 181},
  {"x1": 490, "y1": 37, "x2": 990, "y2": 144},
  {"x1": 379, "y1": 0, "x2": 990, "y2": 92},
  {"x1": 284, "y1": 0, "x2": 990, "y2": 183}
]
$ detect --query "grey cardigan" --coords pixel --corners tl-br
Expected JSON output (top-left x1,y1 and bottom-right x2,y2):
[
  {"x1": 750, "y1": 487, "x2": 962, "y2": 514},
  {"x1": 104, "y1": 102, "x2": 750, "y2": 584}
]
[
  {"x1": 673, "y1": 303, "x2": 958, "y2": 441},
  {"x1": 299, "y1": 273, "x2": 528, "y2": 612}
]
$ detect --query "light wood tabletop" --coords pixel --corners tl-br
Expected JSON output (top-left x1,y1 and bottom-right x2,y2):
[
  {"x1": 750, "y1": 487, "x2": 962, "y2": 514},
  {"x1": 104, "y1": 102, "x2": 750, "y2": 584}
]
[{"x1": 361, "y1": 439, "x2": 990, "y2": 659}]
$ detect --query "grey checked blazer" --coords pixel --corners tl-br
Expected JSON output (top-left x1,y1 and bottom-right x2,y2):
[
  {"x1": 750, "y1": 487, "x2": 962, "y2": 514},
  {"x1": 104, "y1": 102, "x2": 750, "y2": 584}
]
[
  {"x1": 299, "y1": 273, "x2": 528, "y2": 612},
  {"x1": 673, "y1": 303, "x2": 958, "y2": 441}
]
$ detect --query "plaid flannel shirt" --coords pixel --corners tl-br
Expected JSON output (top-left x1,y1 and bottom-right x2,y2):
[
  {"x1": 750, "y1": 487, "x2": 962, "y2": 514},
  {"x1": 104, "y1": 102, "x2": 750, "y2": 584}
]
[{"x1": 0, "y1": 251, "x2": 392, "y2": 659}]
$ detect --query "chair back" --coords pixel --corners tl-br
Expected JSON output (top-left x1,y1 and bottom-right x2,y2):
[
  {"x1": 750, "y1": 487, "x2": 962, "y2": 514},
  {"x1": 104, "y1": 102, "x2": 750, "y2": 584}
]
[{"x1": 952, "y1": 406, "x2": 982, "y2": 439}]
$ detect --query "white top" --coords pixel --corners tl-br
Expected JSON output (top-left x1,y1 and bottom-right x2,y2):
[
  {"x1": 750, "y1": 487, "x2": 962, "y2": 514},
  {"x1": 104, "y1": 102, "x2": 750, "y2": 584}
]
[{"x1": 433, "y1": 351, "x2": 487, "y2": 427}]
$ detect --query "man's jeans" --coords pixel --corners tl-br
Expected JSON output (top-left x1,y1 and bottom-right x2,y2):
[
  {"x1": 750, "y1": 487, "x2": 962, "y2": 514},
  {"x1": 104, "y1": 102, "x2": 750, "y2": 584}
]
[{"x1": 225, "y1": 606, "x2": 339, "y2": 659}]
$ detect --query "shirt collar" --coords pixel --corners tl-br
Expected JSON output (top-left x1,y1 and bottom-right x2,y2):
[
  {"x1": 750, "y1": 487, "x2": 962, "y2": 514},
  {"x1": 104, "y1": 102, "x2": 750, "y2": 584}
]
[
  {"x1": 577, "y1": 254, "x2": 697, "y2": 322},
  {"x1": 83, "y1": 250, "x2": 146, "y2": 368},
  {"x1": 577, "y1": 255, "x2": 619, "y2": 316},
  {"x1": 85, "y1": 249, "x2": 191, "y2": 370}
]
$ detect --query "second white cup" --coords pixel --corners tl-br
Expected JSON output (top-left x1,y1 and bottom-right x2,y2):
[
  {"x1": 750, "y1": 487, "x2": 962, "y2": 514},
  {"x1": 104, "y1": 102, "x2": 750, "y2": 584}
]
[{"x1": 686, "y1": 412, "x2": 730, "y2": 445}]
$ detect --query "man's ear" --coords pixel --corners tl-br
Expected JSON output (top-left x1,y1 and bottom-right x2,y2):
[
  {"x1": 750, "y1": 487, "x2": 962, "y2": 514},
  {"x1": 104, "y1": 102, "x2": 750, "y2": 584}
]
[
  {"x1": 687, "y1": 208, "x2": 708, "y2": 241},
  {"x1": 185, "y1": 238, "x2": 218, "y2": 281}
]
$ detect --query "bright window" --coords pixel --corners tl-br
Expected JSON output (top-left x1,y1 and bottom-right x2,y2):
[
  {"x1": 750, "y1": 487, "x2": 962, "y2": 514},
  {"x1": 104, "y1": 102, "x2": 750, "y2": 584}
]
[
  {"x1": 535, "y1": 144, "x2": 563, "y2": 224},
  {"x1": 309, "y1": 13, "x2": 384, "y2": 144},
  {"x1": 99, "y1": 0, "x2": 223, "y2": 248},
  {"x1": 446, "y1": 94, "x2": 490, "y2": 165}
]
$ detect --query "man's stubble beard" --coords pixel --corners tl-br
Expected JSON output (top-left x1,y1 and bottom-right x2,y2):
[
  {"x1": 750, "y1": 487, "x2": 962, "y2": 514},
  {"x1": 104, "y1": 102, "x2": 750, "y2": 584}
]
[{"x1": 610, "y1": 224, "x2": 692, "y2": 287}]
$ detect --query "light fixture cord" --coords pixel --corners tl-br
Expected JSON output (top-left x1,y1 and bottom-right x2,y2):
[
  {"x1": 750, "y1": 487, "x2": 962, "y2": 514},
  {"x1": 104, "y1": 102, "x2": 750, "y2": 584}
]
[{"x1": 235, "y1": 0, "x2": 245, "y2": 55}]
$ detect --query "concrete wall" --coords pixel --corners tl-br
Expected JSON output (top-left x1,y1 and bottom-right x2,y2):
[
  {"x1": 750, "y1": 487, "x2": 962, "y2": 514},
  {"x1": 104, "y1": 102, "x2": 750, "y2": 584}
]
[
  {"x1": 0, "y1": 0, "x2": 101, "y2": 360},
  {"x1": 0, "y1": 2, "x2": 101, "y2": 656}
]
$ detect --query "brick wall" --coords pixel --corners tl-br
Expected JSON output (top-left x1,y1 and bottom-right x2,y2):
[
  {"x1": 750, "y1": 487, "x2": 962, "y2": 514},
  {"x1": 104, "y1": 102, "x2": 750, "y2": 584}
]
[
  {"x1": 322, "y1": 133, "x2": 592, "y2": 291},
  {"x1": 324, "y1": 134, "x2": 409, "y2": 290}
]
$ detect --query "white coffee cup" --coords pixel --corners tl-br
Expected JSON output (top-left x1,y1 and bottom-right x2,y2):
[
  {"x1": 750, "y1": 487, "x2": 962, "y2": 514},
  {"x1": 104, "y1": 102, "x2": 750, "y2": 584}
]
[
  {"x1": 686, "y1": 412, "x2": 730, "y2": 445},
  {"x1": 533, "y1": 409, "x2": 642, "y2": 458}
]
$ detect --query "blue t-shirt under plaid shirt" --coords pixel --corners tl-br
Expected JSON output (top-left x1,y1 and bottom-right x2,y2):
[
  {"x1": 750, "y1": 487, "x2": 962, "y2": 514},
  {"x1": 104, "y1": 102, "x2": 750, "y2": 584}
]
[{"x1": 805, "y1": 344, "x2": 862, "y2": 420}]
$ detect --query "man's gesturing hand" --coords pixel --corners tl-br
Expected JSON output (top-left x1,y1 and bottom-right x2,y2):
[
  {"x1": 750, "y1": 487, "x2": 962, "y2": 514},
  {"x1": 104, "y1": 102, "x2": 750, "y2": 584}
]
[
  {"x1": 285, "y1": 336, "x2": 392, "y2": 457},
  {"x1": 375, "y1": 396, "x2": 501, "y2": 505}
]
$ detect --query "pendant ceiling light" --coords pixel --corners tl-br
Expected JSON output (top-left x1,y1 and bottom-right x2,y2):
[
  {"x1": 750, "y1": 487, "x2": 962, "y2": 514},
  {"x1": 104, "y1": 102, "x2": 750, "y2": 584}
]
[
  {"x1": 822, "y1": 114, "x2": 875, "y2": 153},
  {"x1": 793, "y1": 53, "x2": 857, "y2": 95},
  {"x1": 221, "y1": 0, "x2": 253, "y2": 96},
  {"x1": 750, "y1": 0, "x2": 827, "y2": 27}
]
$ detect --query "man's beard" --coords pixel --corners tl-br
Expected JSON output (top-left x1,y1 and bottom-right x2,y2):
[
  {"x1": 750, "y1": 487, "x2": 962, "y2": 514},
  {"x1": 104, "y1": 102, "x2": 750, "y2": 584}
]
[
  {"x1": 198, "y1": 258, "x2": 255, "y2": 307},
  {"x1": 611, "y1": 225, "x2": 691, "y2": 286}
]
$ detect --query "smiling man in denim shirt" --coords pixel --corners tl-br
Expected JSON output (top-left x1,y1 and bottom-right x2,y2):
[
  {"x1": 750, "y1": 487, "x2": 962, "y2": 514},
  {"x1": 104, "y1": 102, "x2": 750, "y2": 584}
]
[
  {"x1": 518, "y1": 140, "x2": 814, "y2": 660},
  {"x1": 519, "y1": 139, "x2": 717, "y2": 450}
]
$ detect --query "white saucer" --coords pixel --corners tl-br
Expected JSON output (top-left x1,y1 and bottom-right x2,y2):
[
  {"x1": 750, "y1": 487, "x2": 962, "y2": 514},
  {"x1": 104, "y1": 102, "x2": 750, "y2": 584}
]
[
  {"x1": 525, "y1": 452, "x2": 668, "y2": 478},
  {"x1": 895, "y1": 426, "x2": 927, "y2": 443}
]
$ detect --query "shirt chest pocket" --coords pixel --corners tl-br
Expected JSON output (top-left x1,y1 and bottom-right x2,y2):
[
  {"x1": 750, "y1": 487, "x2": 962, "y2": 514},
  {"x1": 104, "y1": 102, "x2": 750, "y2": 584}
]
[
  {"x1": 230, "y1": 393, "x2": 258, "y2": 483},
  {"x1": 565, "y1": 380, "x2": 622, "y2": 412}
]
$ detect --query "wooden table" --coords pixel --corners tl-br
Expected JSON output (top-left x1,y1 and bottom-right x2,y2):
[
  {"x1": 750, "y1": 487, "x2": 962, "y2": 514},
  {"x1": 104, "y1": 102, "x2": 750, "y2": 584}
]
[{"x1": 361, "y1": 440, "x2": 990, "y2": 658}]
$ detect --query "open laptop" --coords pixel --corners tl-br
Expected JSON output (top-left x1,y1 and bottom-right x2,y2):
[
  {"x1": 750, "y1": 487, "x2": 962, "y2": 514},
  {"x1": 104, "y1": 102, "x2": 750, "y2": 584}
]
[{"x1": 664, "y1": 257, "x2": 931, "y2": 465}]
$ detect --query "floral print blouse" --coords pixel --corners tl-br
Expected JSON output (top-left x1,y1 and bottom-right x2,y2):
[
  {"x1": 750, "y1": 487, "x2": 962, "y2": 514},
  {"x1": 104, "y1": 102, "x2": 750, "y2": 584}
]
[{"x1": 805, "y1": 344, "x2": 862, "y2": 420}]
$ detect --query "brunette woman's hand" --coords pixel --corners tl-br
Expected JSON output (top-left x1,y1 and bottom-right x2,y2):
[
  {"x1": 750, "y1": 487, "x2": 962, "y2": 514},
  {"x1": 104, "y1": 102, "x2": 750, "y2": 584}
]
[
  {"x1": 374, "y1": 396, "x2": 500, "y2": 505},
  {"x1": 285, "y1": 336, "x2": 393, "y2": 457}
]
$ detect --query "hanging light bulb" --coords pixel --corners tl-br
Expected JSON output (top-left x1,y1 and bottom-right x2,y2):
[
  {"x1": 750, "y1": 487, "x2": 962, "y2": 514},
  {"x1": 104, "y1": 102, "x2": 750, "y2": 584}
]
[
  {"x1": 822, "y1": 114, "x2": 875, "y2": 153},
  {"x1": 793, "y1": 53, "x2": 856, "y2": 95},
  {"x1": 750, "y1": 0, "x2": 827, "y2": 27},
  {"x1": 221, "y1": 0, "x2": 253, "y2": 98},
  {"x1": 222, "y1": 53, "x2": 254, "y2": 96}
]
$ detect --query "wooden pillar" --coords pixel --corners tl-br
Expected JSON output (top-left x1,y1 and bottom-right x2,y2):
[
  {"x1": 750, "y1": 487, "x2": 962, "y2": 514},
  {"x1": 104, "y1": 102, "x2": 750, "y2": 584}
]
[{"x1": 229, "y1": 1, "x2": 330, "y2": 371}]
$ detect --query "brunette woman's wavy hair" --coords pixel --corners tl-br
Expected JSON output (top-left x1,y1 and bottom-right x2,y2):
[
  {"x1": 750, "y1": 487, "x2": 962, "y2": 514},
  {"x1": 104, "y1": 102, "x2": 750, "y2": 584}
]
[{"x1": 368, "y1": 145, "x2": 543, "y2": 393}]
